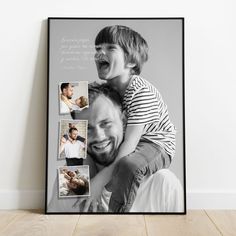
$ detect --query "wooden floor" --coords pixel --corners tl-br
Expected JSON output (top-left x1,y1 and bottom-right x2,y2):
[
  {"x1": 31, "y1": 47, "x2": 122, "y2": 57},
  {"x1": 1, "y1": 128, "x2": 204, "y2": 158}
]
[{"x1": 0, "y1": 210, "x2": 235, "y2": 236}]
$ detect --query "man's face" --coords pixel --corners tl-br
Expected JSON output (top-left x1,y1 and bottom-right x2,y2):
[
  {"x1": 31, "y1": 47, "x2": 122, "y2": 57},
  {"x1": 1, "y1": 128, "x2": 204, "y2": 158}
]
[
  {"x1": 63, "y1": 84, "x2": 73, "y2": 99},
  {"x1": 78, "y1": 95, "x2": 124, "y2": 166},
  {"x1": 94, "y1": 43, "x2": 130, "y2": 81},
  {"x1": 69, "y1": 130, "x2": 78, "y2": 141}
]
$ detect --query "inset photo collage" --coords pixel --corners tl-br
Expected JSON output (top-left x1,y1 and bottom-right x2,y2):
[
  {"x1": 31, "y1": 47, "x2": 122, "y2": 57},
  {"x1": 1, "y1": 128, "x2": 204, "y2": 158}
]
[
  {"x1": 59, "y1": 81, "x2": 89, "y2": 115},
  {"x1": 59, "y1": 119, "x2": 87, "y2": 166},
  {"x1": 58, "y1": 165, "x2": 90, "y2": 198}
]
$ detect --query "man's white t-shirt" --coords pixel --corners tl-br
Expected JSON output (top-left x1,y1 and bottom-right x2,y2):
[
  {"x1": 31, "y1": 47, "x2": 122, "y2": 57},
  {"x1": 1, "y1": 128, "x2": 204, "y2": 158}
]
[
  {"x1": 60, "y1": 100, "x2": 71, "y2": 114},
  {"x1": 64, "y1": 140, "x2": 85, "y2": 159}
]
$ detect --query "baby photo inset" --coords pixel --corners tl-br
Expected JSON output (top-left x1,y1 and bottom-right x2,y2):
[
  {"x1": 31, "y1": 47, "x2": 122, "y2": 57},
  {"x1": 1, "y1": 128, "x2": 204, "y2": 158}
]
[
  {"x1": 59, "y1": 119, "x2": 87, "y2": 166},
  {"x1": 59, "y1": 81, "x2": 89, "y2": 115},
  {"x1": 58, "y1": 165, "x2": 90, "y2": 198}
]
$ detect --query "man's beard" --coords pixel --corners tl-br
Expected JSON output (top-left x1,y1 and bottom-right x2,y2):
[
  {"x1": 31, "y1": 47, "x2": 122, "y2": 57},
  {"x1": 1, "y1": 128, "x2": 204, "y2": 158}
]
[
  {"x1": 69, "y1": 135, "x2": 77, "y2": 141},
  {"x1": 87, "y1": 148, "x2": 118, "y2": 167}
]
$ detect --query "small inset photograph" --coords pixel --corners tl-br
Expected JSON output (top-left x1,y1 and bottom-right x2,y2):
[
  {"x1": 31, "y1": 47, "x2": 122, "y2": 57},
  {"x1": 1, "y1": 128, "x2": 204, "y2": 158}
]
[
  {"x1": 59, "y1": 81, "x2": 89, "y2": 115},
  {"x1": 59, "y1": 119, "x2": 87, "y2": 166},
  {"x1": 58, "y1": 165, "x2": 90, "y2": 198}
]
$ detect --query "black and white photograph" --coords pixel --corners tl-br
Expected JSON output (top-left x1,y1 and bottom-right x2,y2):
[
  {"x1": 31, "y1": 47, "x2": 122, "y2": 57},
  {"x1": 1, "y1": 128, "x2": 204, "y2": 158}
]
[
  {"x1": 59, "y1": 119, "x2": 87, "y2": 166},
  {"x1": 59, "y1": 81, "x2": 88, "y2": 115},
  {"x1": 58, "y1": 165, "x2": 90, "y2": 198},
  {"x1": 3, "y1": 0, "x2": 236, "y2": 232},
  {"x1": 46, "y1": 18, "x2": 186, "y2": 214}
]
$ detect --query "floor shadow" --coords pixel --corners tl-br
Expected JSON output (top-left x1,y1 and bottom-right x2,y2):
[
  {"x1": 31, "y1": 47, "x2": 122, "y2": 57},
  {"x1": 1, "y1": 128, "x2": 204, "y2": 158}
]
[{"x1": 17, "y1": 20, "x2": 48, "y2": 209}]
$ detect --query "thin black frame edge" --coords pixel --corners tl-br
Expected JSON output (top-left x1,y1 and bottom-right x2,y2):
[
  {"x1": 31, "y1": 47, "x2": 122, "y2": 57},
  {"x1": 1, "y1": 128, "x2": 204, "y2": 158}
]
[
  {"x1": 45, "y1": 18, "x2": 50, "y2": 214},
  {"x1": 45, "y1": 17, "x2": 186, "y2": 215},
  {"x1": 47, "y1": 17, "x2": 184, "y2": 20},
  {"x1": 182, "y1": 18, "x2": 187, "y2": 215}
]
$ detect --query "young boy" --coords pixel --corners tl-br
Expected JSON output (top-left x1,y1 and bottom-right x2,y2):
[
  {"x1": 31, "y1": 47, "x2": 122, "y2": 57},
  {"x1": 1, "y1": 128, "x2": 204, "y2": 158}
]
[{"x1": 91, "y1": 25, "x2": 176, "y2": 212}]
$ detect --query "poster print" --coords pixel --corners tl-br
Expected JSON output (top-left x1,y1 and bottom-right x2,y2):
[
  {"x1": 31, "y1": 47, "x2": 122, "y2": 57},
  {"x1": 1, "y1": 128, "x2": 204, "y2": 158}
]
[{"x1": 46, "y1": 18, "x2": 186, "y2": 214}]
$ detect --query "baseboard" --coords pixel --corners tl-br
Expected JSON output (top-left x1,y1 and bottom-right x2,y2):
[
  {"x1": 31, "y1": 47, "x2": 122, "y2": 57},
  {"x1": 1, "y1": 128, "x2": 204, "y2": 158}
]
[
  {"x1": 0, "y1": 190, "x2": 44, "y2": 210},
  {"x1": 187, "y1": 190, "x2": 236, "y2": 209},
  {"x1": 0, "y1": 190, "x2": 236, "y2": 209}
]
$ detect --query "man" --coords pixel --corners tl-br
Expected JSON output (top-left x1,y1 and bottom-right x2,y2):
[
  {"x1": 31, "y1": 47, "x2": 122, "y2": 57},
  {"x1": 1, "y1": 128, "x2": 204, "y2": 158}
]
[
  {"x1": 60, "y1": 83, "x2": 74, "y2": 114},
  {"x1": 63, "y1": 123, "x2": 86, "y2": 143},
  {"x1": 60, "y1": 127, "x2": 86, "y2": 166},
  {"x1": 72, "y1": 83, "x2": 184, "y2": 212},
  {"x1": 48, "y1": 83, "x2": 184, "y2": 212},
  {"x1": 72, "y1": 83, "x2": 124, "y2": 168}
]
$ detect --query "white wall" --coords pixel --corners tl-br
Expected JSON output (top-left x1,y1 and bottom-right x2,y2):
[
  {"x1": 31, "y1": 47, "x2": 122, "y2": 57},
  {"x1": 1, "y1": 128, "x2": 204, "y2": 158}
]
[{"x1": 0, "y1": 0, "x2": 235, "y2": 209}]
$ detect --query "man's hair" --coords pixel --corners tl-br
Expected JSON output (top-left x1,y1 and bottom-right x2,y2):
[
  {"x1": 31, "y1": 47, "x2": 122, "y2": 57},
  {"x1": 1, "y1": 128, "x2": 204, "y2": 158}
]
[
  {"x1": 71, "y1": 177, "x2": 89, "y2": 195},
  {"x1": 88, "y1": 82, "x2": 123, "y2": 112},
  {"x1": 95, "y1": 25, "x2": 148, "y2": 75},
  {"x1": 71, "y1": 82, "x2": 123, "y2": 121},
  {"x1": 60, "y1": 83, "x2": 70, "y2": 92},
  {"x1": 69, "y1": 127, "x2": 78, "y2": 134}
]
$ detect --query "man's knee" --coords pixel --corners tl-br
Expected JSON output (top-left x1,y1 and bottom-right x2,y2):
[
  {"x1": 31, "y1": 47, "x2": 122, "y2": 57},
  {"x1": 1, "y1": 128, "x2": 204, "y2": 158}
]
[{"x1": 155, "y1": 169, "x2": 184, "y2": 211}]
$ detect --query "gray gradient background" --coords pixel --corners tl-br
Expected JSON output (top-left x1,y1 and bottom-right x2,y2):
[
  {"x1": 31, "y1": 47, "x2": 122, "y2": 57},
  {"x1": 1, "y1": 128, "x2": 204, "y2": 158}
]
[{"x1": 47, "y1": 19, "x2": 184, "y2": 207}]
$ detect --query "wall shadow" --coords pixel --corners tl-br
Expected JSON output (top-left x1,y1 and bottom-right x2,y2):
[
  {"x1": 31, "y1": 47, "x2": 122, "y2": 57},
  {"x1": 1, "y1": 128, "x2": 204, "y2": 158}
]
[{"x1": 17, "y1": 20, "x2": 47, "y2": 208}]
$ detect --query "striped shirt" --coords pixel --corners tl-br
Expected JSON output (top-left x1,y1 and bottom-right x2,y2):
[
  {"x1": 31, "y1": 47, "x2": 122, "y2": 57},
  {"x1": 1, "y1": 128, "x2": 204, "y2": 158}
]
[{"x1": 123, "y1": 75, "x2": 176, "y2": 159}]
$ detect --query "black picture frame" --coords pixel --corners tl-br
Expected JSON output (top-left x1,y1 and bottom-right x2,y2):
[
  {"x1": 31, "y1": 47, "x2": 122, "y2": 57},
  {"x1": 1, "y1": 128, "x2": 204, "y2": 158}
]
[{"x1": 45, "y1": 17, "x2": 186, "y2": 214}]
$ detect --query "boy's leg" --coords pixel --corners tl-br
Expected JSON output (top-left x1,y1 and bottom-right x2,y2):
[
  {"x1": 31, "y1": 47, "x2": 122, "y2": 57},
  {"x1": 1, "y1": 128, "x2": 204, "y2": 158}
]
[{"x1": 106, "y1": 141, "x2": 170, "y2": 212}]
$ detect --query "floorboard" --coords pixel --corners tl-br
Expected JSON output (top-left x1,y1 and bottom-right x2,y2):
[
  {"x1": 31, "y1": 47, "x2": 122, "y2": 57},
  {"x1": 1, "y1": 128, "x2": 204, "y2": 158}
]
[
  {"x1": 0, "y1": 210, "x2": 27, "y2": 232},
  {"x1": 73, "y1": 215, "x2": 147, "y2": 236},
  {"x1": 206, "y1": 210, "x2": 236, "y2": 236},
  {"x1": 145, "y1": 210, "x2": 222, "y2": 236},
  {"x1": 1, "y1": 210, "x2": 235, "y2": 236},
  {"x1": 0, "y1": 210, "x2": 80, "y2": 236}
]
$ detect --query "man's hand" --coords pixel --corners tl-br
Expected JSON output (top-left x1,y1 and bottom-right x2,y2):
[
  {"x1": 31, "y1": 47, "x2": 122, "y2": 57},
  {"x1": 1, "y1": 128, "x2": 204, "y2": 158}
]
[{"x1": 73, "y1": 175, "x2": 105, "y2": 212}]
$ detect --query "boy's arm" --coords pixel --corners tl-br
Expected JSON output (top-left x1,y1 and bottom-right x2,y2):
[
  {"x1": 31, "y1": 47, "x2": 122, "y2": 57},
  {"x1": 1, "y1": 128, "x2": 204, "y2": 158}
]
[
  {"x1": 81, "y1": 125, "x2": 144, "y2": 212},
  {"x1": 113, "y1": 124, "x2": 144, "y2": 160},
  {"x1": 93, "y1": 124, "x2": 144, "y2": 184}
]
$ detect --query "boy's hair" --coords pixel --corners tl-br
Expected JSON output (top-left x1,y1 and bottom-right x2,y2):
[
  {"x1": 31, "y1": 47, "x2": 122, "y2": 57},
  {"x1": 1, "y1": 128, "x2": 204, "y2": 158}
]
[{"x1": 95, "y1": 25, "x2": 148, "y2": 75}]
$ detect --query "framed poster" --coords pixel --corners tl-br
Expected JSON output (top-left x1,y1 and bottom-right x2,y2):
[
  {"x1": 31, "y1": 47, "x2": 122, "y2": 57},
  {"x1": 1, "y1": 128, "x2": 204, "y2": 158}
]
[{"x1": 46, "y1": 18, "x2": 186, "y2": 214}]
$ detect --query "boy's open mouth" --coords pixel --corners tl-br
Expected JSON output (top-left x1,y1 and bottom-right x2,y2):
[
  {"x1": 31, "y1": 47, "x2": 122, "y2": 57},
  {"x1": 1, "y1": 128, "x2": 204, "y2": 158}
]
[{"x1": 97, "y1": 59, "x2": 110, "y2": 70}]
